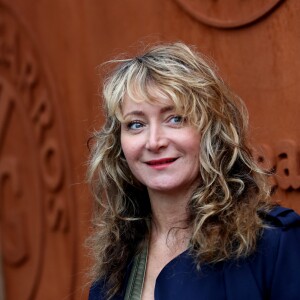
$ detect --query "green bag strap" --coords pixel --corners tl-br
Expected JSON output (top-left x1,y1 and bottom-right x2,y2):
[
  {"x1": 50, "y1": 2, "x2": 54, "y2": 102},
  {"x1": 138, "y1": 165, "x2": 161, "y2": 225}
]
[{"x1": 124, "y1": 245, "x2": 148, "y2": 300}]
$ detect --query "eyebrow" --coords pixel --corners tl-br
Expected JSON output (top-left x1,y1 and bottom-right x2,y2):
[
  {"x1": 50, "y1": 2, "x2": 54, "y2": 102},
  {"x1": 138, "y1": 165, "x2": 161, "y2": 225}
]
[{"x1": 123, "y1": 105, "x2": 175, "y2": 119}]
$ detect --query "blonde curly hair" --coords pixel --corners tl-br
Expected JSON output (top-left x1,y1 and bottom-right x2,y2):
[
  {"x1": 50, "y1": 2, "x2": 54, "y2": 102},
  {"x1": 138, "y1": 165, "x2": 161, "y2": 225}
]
[{"x1": 87, "y1": 42, "x2": 273, "y2": 298}]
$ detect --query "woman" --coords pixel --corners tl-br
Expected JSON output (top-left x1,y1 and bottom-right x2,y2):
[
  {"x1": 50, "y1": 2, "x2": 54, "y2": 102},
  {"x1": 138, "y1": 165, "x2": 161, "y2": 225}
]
[{"x1": 87, "y1": 43, "x2": 300, "y2": 300}]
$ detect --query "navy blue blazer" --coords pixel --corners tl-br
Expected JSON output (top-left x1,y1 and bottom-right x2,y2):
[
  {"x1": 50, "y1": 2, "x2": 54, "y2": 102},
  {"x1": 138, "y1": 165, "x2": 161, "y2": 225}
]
[{"x1": 89, "y1": 206, "x2": 300, "y2": 299}]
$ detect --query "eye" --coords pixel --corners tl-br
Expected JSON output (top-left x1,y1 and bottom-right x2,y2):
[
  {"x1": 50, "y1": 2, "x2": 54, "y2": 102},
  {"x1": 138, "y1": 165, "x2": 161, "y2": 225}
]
[
  {"x1": 127, "y1": 121, "x2": 144, "y2": 130},
  {"x1": 169, "y1": 115, "x2": 184, "y2": 125}
]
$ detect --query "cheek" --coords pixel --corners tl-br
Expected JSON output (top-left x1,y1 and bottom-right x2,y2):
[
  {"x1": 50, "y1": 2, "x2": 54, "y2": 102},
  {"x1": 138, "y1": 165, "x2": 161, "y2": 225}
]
[
  {"x1": 184, "y1": 136, "x2": 201, "y2": 167},
  {"x1": 121, "y1": 136, "x2": 138, "y2": 164},
  {"x1": 183, "y1": 133, "x2": 201, "y2": 155},
  {"x1": 192, "y1": 142, "x2": 200, "y2": 159}
]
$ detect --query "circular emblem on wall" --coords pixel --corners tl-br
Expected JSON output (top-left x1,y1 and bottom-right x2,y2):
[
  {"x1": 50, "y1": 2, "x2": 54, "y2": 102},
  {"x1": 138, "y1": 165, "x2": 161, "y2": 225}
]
[
  {"x1": 0, "y1": 3, "x2": 76, "y2": 300},
  {"x1": 174, "y1": 0, "x2": 283, "y2": 28}
]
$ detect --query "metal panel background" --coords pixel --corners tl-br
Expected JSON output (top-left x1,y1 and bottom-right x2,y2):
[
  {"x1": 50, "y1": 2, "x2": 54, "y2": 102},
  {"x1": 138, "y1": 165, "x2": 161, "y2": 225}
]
[{"x1": 0, "y1": 0, "x2": 299, "y2": 299}]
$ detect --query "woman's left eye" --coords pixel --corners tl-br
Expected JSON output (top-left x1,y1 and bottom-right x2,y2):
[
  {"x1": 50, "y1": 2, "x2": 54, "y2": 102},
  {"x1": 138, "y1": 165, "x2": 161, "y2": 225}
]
[{"x1": 169, "y1": 115, "x2": 183, "y2": 124}]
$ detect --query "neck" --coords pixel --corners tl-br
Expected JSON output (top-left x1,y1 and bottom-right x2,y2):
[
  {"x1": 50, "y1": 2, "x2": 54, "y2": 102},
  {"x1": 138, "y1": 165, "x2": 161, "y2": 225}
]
[{"x1": 147, "y1": 187, "x2": 194, "y2": 236}]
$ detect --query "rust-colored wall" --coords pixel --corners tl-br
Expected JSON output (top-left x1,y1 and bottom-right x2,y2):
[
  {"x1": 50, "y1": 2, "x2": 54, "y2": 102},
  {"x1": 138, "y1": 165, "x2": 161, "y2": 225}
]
[{"x1": 0, "y1": 0, "x2": 299, "y2": 299}]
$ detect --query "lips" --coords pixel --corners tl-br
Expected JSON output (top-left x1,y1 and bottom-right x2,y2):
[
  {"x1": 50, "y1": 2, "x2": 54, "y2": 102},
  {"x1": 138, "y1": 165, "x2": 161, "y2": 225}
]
[{"x1": 146, "y1": 157, "x2": 178, "y2": 166}]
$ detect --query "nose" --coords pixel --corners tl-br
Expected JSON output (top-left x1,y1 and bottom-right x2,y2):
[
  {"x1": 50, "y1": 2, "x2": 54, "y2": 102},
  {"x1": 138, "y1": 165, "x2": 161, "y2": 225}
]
[{"x1": 145, "y1": 124, "x2": 168, "y2": 152}]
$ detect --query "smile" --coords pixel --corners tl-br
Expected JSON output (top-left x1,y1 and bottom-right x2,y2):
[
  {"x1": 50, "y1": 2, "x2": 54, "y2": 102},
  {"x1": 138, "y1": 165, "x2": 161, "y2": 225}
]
[{"x1": 146, "y1": 157, "x2": 178, "y2": 168}]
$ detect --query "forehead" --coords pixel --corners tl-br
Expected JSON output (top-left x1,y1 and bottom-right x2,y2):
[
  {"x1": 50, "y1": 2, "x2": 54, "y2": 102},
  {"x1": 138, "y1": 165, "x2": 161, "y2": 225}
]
[
  {"x1": 121, "y1": 91, "x2": 176, "y2": 116},
  {"x1": 126, "y1": 81, "x2": 170, "y2": 103},
  {"x1": 122, "y1": 81, "x2": 176, "y2": 106}
]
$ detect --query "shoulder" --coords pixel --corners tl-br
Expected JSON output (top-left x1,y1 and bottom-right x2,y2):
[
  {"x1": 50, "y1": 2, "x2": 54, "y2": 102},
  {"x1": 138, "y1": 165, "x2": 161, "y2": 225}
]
[
  {"x1": 88, "y1": 280, "x2": 125, "y2": 300},
  {"x1": 221, "y1": 206, "x2": 300, "y2": 299},
  {"x1": 262, "y1": 205, "x2": 300, "y2": 228},
  {"x1": 88, "y1": 262, "x2": 133, "y2": 300},
  {"x1": 88, "y1": 280, "x2": 105, "y2": 300},
  {"x1": 258, "y1": 205, "x2": 300, "y2": 255},
  {"x1": 253, "y1": 205, "x2": 300, "y2": 299}
]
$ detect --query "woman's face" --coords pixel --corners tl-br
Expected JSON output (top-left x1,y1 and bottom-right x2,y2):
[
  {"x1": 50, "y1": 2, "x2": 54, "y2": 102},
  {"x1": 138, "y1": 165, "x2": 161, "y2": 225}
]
[{"x1": 120, "y1": 90, "x2": 201, "y2": 195}]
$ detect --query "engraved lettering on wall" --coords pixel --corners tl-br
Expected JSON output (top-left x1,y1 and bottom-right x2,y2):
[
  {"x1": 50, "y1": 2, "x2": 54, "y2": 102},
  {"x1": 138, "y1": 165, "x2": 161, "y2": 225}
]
[
  {"x1": 0, "y1": 3, "x2": 75, "y2": 300},
  {"x1": 254, "y1": 139, "x2": 300, "y2": 193}
]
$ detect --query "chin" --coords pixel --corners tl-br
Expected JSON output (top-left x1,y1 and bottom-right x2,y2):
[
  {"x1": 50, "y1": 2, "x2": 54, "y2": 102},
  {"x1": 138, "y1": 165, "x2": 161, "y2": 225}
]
[{"x1": 147, "y1": 183, "x2": 187, "y2": 194}]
